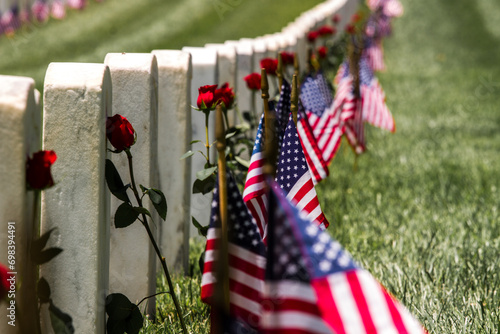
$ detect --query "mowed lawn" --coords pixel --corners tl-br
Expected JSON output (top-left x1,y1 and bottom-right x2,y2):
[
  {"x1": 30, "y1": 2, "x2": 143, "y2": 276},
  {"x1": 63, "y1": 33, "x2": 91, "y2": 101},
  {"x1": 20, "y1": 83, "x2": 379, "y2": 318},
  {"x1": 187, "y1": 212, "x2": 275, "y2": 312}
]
[
  {"x1": 2, "y1": 0, "x2": 499, "y2": 333},
  {"x1": 319, "y1": 0, "x2": 500, "y2": 332}
]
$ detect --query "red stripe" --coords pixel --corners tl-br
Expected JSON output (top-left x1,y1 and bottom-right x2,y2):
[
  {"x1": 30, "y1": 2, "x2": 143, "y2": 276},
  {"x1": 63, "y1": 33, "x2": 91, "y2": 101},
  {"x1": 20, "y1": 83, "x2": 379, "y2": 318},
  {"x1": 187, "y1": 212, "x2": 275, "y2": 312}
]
[
  {"x1": 346, "y1": 272, "x2": 377, "y2": 333},
  {"x1": 383, "y1": 289, "x2": 409, "y2": 334},
  {"x1": 312, "y1": 278, "x2": 346, "y2": 334}
]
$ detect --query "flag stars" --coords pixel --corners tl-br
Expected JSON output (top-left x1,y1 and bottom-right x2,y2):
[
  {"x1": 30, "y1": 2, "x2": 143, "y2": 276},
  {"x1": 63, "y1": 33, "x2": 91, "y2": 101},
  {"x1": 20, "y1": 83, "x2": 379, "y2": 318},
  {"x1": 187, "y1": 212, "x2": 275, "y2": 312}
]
[
  {"x1": 306, "y1": 225, "x2": 318, "y2": 237},
  {"x1": 313, "y1": 242, "x2": 326, "y2": 254},
  {"x1": 319, "y1": 260, "x2": 332, "y2": 272}
]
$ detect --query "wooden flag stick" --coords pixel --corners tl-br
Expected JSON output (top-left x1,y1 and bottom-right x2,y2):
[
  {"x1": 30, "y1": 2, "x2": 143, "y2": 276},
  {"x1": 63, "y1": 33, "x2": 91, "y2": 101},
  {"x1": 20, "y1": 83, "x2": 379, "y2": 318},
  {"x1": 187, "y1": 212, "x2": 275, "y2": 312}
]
[
  {"x1": 277, "y1": 52, "x2": 284, "y2": 94},
  {"x1": 215, "y1": 104, "x2": 230, "y2": 315},
  {"x1": 293, "y1": 52, "x2": 300, "y2": 84},
  {"x1": 261, "y1": 68, "x2": 277, "y2": 177},
  {"x1": 291, "y1": 74, "x2": 299, "y2": 126}
]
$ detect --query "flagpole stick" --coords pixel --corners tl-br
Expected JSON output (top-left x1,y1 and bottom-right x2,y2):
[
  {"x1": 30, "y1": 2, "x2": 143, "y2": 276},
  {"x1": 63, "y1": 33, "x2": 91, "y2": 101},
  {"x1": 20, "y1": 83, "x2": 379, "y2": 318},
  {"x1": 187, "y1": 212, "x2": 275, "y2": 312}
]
[
  {"x1": 294, "y1": 52, "x2": 300, "y2": 86},
  {"x1": 261, "y1": 68, "x2": 278, "y2": 177},
  {"x1": 215, "y1": 104, "x2": 230, "y2": 316},
  {"x1": 349, "y1": 36, "x2": 363, "y2": 171},
  {"x1": 291, "y1": 74, "x2": 299, "y2": 126},
  {"x1": 277, "y1": 52, "x2": 283, "y2": 94}
]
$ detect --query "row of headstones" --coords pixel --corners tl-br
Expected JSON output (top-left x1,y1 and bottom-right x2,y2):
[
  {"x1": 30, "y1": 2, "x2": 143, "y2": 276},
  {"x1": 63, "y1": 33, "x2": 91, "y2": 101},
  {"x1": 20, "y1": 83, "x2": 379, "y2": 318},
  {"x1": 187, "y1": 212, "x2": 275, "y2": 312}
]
[{"x1": 0, "y1": 0, "x2": 358, "y2": 332}]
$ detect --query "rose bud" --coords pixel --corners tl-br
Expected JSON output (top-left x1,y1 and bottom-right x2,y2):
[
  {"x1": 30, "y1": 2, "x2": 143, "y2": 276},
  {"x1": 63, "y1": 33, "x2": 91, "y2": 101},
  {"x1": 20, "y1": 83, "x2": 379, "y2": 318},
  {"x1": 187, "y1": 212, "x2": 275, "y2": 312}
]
[
  {"x1": 214, "y1": 83, "x2": 235, "y2": 110},
  {"x1": 244, "y1": 73, "x2": 262, "y2": 90},
  {"x1": 106, "y1": 114, "x2": 136, "y2": 151},
  {"x1": 307, "y1": 30, "x2": 320, "y2": 43},
  {"x1": 0, "y1": 263, "x2": 9, "y2": 301},
  {"x1": 196, "y1": 84, "x2": 217, "y2": 110},
  {"x1": 318, "y1": 46, "x2": 327, "y2": 59},
  {"x1": 26, "y1": 150, "x2": 57, "y2": 190},
  {"x1": 318, "y1": 25, "x2": 335, "y2": 36},
  {"x1": 332, "y1": 14, "x2": 341, "y2": 24},
  {"x1": 280, "y1": 52, "x2": 295, "y2": 66},
  {"x1": 260, "y1": 58, "x2": 278, "y2": 76}
]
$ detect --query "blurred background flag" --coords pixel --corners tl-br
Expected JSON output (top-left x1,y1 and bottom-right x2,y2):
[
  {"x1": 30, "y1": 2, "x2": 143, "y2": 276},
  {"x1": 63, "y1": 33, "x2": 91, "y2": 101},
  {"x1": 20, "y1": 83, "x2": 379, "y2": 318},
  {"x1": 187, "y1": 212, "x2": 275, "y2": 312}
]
[{"x1": 264, "y1": 181, "x2": 426, "y2": 334}]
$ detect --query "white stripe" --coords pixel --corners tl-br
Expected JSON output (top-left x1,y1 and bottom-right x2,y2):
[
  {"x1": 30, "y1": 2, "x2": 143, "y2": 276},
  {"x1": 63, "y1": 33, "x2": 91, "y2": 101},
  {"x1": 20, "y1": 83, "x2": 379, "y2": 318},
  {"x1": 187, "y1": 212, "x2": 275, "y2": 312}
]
[
  {"x1": 229, "y1": 244, "x2": 267, "y2": 269},
  {"x1": 243, "y1": 182, "x2": 266, "y2": 199},
  {"x1": 260, "y1": 311, "x2": 332, "y2": 334},
  {"x1": 357, "y1": 270, "x2": 399, "y2": 334},
  {"x1": 248, "y1": 197, "x2": 266, "y2": 236},
  {"x1": 203, "y1": 249, "x2": 218, "y2": 263},
  {"x1": 263, "y1": 281, "x2": 318, "y2": 303},
  {"x1": 328, "y1": 273, "x2": 366, "y2": 334},
  {"x1": 230, "y1": 291, "x2": 262, "y2": 317},
  {"x1": 286, "y1": 173, "x2": 311, "y2": 200},
  {"x1": 230, "y1": 268, "x2": 264, "y2": 294},
  {"x1": 201, "y1": 272, "x2": 216, "y2": 286},
  {"x1": 206, "y1": 227, "x2": 220, "y2": 241},
  {"x1": 397, "y1": 303, "x2": 426, "y2": 334}
]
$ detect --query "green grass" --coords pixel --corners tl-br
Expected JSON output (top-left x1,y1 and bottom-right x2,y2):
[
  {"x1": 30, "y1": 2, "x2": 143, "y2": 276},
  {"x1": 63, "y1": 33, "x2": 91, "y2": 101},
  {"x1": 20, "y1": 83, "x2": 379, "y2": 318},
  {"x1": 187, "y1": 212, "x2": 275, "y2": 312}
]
[
  {"x1": 5, "y1": 0, "x2": 500, "y2": 332},
  {"x1": 316, "y1": 0, "x2": 500, "y2": 332},
  {"x1": 0, "y1": 0, "x2": 324, "y2": 91}
]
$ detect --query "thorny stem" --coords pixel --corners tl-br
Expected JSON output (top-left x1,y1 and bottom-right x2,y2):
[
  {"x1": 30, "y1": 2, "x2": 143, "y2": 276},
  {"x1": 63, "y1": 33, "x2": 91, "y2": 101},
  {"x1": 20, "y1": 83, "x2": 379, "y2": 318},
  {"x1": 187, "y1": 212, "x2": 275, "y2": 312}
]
[{"x1": 125, "y1": 149, "x2": 188, "y2": 334}]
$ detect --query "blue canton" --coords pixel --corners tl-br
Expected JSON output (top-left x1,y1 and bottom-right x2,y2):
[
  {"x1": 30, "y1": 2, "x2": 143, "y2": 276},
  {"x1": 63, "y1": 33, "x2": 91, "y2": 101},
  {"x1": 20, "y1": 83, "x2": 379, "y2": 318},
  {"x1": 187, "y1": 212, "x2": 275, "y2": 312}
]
[
  {"x1": 211, "y1": 172, "x2": 266, "y2": 255},
  {"x1": 275, "y1": 117, "x2": 308, "y2": 194},
  {"x1": 300, "y1": 72, "x2": 333, "y2": 117}
]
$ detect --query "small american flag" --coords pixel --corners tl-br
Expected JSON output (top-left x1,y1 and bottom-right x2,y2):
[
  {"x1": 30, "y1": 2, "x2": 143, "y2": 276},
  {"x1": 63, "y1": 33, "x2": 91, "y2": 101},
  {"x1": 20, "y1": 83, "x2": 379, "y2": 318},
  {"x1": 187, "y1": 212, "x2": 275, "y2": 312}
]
[
  {"x1": 260, "y1": 181, "x2": 332, "y2": 333},
  {"x1": 263, "y1": 181, "x2": 426, "y2": 334},
  {"x1": 201, "y1": 171, "x2": 266, "y2": 329},
  {"x1": 32, "y1": 0, "x2": 50, "y2": 23},
  {"x1": 301, "y1": 72, "x2": 349, "y2": 164},
  {"x1": 243, "y1": 82, "x2": 292, "y2": 243},
  {"x1": 279, "y1": 79, "x2": 329, "y2": 183},
  {"x1": 1, "y1": 6, "x2": 21, "y2": 35},
  {"x1": 275, "y1": 116, "x2": 329, "y2": 229},
  {"x1": 364, "y1": 37, "x2": 386, "y2": 72},
  {"x1": 51, "y1": 0, "x2": 67, "y2": 20}
]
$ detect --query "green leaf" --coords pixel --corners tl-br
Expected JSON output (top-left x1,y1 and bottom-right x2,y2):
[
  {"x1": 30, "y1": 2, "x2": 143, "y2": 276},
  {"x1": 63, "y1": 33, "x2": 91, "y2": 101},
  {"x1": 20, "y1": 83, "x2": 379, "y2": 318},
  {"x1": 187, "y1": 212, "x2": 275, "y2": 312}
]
[
  {"x1": 190, "y1": 140, "x2": 202, "y2": 145},
  {"x1": 196, "y1": 166, "x2": 217, "y2": 181},
  {"x1": 30, "y1": 228, "x2": 56, "y2": 261},
  {"x1": 33, "y1": 248, "x2": 63, "y2": 265},
  {"x1": 192, "y1": 176, "x2": 216, "y2": 195},
  {"x1": 235, "y1": 156, "x2": 250, "y2": 168},
  {"x1": 180, "y1": 150, "x2": 195, "y2": 160},
  {"x1": 105, "y1": 293, "x2": 143, "y2": 334},
  {"x1": 37, "y1": 277, "x2": 51, "y2": 304},
  {"x1": 105, "y1": 159, "x2": 130, "y2": 203},
  {"x1": 192, "y1": 217, "x2": 209, "y2": 238},
  {"x1": 132, "y1": 206, "x2": 151, "y2": 217},
  {"x1": 148, "y1": 189, "x2": 167, "y2": 220},
  {"x1": 225, "y1": 131, "x2": 237, "y2": 139},
  {"x1": 49, "y1": 302, "x2": 74, "y2": 334},
  {"x1": 115, "y1": 203, "x2": 139, "y2": 228}
]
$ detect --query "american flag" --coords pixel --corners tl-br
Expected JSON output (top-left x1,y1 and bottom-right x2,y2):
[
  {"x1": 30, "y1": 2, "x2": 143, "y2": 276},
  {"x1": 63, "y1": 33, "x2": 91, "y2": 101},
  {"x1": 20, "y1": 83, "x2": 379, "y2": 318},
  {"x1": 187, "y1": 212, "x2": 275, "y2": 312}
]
[
  {"x1": 367, "y1": 0, "x2": 404, "y2": 17},
  {"x1": 32, "y1": 0, "x2": 50, "y2": 23},
  {"x1": 263, "y1": 181, "x2": 426, "y2": 334},
  {"x1": 201, "y1": 171, "x2": 267, "y2": 329},
  {"x1": 51, "y1": 0, "x2": 67, "y2": 20},
  {"x1": 260, "y1": 181, "x2": 332, "y2": 333},
  {"x1": 1, "y1": 6, "x2": 21, "y2": 35},
  {"x1": 297, "y1": 105, "x2": 329, "y2": 183},
  {"x1": 243, "y1": 81, "x2": 291, "y2": 243},
  {"x1": 279, "y1": 79, "x2": 329, "y2": 183},
  {"x1": 364, "y1": 37, "x2": 385, "y2": 72},
  {"x1": 300, "y1": 72, "x2": 346, "y2": 164},
  {"x1": 275, "y1": 116, "x2": 329, "y2": 229}
]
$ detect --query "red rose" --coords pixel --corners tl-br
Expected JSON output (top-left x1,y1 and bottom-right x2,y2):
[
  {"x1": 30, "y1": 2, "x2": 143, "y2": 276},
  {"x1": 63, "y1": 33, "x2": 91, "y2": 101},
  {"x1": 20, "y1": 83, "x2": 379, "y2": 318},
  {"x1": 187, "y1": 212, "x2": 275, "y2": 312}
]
[
  {"x1": 196, "y1": 84, "x2": 217, "y2": 110},
  {"x1": 332, "y1": 14, "x2": 341, "y2": 24},
  {"x1": 260, "y1": 58, "x2": 278, "y2": 76},
  {"x1": 346, "y1": 24, "x2": 356, "y2": 35},
  {"x1": 106, "y1": 114, "x2": 136, "y2": 151},
  {"x1": 0, "y1": 263, "x2": 9, "y2": 301},
  {"x1": 280, "y1": 52, "x2": 295, "y2": 66},
  {"x1": 318, "y1": 25, "x2": 335, "y2": 36},
  {"x1": 244, "y1": 73, "x2": 262, "y2": 90},
  {"x1": 318, "y1": 46, "x2": 327, "y2": 59},
  {"x1": 26, "y1": 150, "x2": 57, "y2": 190},
  {"x1": 307, "y1": 30, "x2": 320, "y2": 43},
  {"x1": 214, "y1": 83, "x2": 235, "y2": 109}
]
